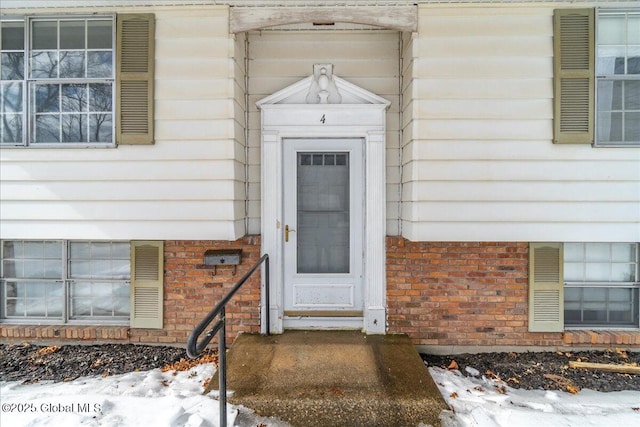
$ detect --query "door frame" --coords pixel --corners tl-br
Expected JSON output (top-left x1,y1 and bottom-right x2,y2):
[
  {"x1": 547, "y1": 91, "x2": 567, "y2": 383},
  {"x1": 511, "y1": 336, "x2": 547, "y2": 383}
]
[
  {"x1": 257, "y1": 67, "x2": 390, "y2": 334},
  {"x1": 282, "y1": 138, "x2": 364, "y2": 327}
]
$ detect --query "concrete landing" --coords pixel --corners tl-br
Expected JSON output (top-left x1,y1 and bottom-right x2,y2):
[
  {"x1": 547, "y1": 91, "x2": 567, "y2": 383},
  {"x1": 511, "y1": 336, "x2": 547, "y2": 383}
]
[{"x1": 207, "y1": 330, "x2": 448, "y2": 426}]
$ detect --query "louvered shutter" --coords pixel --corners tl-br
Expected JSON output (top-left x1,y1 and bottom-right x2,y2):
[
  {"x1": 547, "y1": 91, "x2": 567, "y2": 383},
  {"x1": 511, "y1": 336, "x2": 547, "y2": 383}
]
[
  {"x1": 528, "y1": 243, "x2": 564, "y2": 332},
  {"x1": 553, "y1": 9, "x2": 594, "y2": 144},
  {"x1": 117, "y1": 14, "x2": 155, "y2": 145},
  {"x1": 130, "y1": 241, "x2": 164, "y2": 329}
]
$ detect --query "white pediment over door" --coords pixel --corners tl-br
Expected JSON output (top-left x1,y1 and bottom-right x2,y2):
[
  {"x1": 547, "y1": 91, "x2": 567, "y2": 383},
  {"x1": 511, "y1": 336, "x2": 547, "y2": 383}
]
[{"x1": 256, "y1": 64, "x2": 391, "y2": 107}]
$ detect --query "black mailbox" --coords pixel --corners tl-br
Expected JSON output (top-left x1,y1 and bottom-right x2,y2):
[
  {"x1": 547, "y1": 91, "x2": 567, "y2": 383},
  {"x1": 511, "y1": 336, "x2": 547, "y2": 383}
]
[
  {"x1": 204, "y1": 249, "x2": 242, "y2": 266},
  {"x1": 204, "y1": 249, "x2": 242, "y2": 275}
]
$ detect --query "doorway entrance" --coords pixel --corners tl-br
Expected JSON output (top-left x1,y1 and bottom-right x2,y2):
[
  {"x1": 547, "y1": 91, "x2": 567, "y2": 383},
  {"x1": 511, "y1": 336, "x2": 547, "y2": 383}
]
[
  {"x1": 283, "y1": 138, "x2": 364, "y2": 328},
  {"x1": 257, "y1": 64, "x2": 389, "y2": 334}
]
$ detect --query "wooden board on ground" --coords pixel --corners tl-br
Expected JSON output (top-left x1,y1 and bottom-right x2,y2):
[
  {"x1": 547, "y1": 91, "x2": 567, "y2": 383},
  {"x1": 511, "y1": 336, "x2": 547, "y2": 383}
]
[{"x1": 568, "y1": 361, "x2": 640, "y2": 375}]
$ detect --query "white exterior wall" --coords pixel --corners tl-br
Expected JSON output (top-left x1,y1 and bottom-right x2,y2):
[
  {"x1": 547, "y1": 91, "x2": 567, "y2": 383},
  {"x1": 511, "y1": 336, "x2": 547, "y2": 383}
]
[
  {"x1": 246, "y1": 30, "x2": 402, "y2": 235},
  {"x1": 2, "y1": 2, "x2": 638, "y2": 244},
  {"x1": 0, "y1": 6, "x2": 246, "y2": 241},
  {"x1": 402, "y1": 5, "x2": 640, "y2": 242}
]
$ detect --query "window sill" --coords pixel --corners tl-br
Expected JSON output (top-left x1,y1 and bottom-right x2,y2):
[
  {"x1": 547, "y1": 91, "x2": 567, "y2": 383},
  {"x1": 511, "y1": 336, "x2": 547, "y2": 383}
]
[
  {"x1": 592, "y1": 143, "x2": 640, "y2": 148},
  {"x1": 0, "y1": 319, "x2": 129, "y2": 326},
  {"x1": 564, "y1": 326, "x2": 639, "y2": 330}
]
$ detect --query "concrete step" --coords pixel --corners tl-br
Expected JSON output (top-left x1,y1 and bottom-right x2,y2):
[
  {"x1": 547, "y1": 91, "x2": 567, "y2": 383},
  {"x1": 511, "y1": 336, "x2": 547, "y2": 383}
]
[{"x1": 207, "y1": 330, "x2": 448, "y2": 427}]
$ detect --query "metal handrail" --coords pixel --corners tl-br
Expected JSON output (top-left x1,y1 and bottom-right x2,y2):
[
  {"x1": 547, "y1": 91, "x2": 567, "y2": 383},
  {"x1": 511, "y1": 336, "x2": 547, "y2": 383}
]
[{"x1": 186, "y1": 253, "x2": 269, "y2": 427}]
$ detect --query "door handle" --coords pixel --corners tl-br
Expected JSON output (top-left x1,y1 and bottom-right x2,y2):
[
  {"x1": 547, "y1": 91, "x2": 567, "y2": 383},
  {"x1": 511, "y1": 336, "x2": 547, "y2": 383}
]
[{"x1": 285, "y1": 224, "x2": 296, "y2": 242}]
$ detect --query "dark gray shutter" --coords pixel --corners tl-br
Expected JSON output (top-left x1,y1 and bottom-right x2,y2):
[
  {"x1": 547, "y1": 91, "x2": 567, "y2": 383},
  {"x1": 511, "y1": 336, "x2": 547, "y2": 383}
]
[
  {"x1": 117, "y1": 14, "x2": 155, "y2": 145},
  {"x1": 553, "y1": 9, "x2": 594, "y2": 144}
]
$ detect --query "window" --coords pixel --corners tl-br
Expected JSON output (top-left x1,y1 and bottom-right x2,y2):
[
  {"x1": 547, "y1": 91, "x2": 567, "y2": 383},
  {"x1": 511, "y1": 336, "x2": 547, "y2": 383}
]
[
  {"x1": 0, "y1": 14, "x2": 154, "y2": 146},
  {"x1": 1, "y1": 240, "x2": 130, "y2": 323},
  {"x1": 553, "y1": 8, "x2": 639, "y2": 146},
  {"x1": 1, "y1": 17, "x2": 114, "y2": 145},
  {"x1": 564, "y1": 243, "x2": 639, "y2": 327},
  {"x1": 529, "y1": 242, "x2": 639, "y2": 332},
  {"x1": 596, "y1": 10, "x2": 640, "y2": 145},
  {"x1": 0, "y1": 20, "x2": 24, "y2": 143}
]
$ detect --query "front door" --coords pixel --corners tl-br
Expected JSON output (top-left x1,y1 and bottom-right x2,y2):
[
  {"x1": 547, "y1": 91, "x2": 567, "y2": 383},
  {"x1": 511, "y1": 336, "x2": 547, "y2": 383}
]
[{"x1": 283, "y1": 138, "x2": 364, "y2": 327}]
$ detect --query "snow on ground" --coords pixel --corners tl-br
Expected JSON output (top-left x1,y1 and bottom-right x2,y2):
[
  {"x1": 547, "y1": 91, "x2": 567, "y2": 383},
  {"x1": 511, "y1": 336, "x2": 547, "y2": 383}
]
[
  {"x1": 1, "y1": 363, "x2": 639, "y2": 427},
  {"x1": 430, "y1": 367, "x2": 640, "y2": 427},
  {"x1": 0, "y1": 362, "x2": 238, "y2": 427}
]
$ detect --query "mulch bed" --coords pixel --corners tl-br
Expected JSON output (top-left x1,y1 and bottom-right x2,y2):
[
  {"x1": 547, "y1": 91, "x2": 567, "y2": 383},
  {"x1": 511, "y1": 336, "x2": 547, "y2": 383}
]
[
  {"x1": 422, "y1": 349, "x2": 640, "y2": 393},
  {"x1": 1, "y1": 343, "x2": 639, "y2": 393},
  {"x1": 0, "y1": 343, "x2": 186, "y2": 384}
]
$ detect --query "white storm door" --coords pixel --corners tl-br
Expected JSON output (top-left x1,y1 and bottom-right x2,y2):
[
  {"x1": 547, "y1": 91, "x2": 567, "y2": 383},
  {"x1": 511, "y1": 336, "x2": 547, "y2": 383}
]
[{"x1": 283, "y1": 138, "x2": 364, "y2": 318}]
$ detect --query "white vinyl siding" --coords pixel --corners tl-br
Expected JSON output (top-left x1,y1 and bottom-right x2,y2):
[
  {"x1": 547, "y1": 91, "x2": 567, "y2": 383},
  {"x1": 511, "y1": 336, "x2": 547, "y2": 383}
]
[
  {"x1": 402, "y1": 5, "x2": 640, "y2": 243},
  {"x1": 246, "y1": 30, "x2": 402, "y2": 235},
  {"x1": 2, "y1": 3, "x2": 638, "y2": 244},
  {"x1": 0, "y1": 6, "x2": 245, "y2": 241},
  {"x1": 233, "y1": 31, "x2": 248, "y2": 238},
  {"x1": 401, "y1": 31, "x2": 416, "y2": 238}
]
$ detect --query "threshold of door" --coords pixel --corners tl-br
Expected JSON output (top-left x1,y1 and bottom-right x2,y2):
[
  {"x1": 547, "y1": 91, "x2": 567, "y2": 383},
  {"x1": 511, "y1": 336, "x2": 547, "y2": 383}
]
[{"x1": 284, "y1": 310, "x2": 363, "y2": 318}]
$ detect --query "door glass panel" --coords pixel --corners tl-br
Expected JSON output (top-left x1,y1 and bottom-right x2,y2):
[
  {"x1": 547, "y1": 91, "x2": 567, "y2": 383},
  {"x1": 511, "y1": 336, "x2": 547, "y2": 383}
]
[{"x1": 297, "y1": 152, "x2": 349, "y2": 274}]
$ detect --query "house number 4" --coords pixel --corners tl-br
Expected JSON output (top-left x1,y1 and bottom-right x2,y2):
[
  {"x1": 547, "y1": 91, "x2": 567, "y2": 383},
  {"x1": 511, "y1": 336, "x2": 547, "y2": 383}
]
[{"x1": 320, "y1": 114, "x2": 326, "y2": 124}]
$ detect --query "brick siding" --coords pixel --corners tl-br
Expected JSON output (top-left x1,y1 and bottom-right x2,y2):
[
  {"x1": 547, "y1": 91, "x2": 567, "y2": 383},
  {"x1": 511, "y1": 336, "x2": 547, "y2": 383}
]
[
  {"x1": 162, "y1": 237, "x2": 263, "y2": 345},
  {"x1": 563, "y1": 330, "x2": 640, "y2": 346},
  {"x1": 1, "y1": 237, "x2": 263, "y2": 346},
  {"x1": 2, "y1": 236, "x2": 638, "y2": 350},
  {"x1": 386, "y1": 237, "x2": 639, "y2": 349}
]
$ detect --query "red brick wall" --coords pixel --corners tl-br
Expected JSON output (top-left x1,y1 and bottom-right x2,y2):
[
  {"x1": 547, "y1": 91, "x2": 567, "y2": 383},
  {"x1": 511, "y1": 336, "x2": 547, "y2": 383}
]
[
  {"x1": 1, "y1": 237, "x2": 263, "y2": 346},
  {"x1": 386, "y1": 238, "x2": 640, "y2": 349},
  {"x1": 162, "y1": 237, "x2": 263, "y2": 345},
  {"x1": 386, "y1": 238, "x2": 564, "y2": 347},
  {"x1": 3, "y1": 236, "x2": 638, "y2": 349}
]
